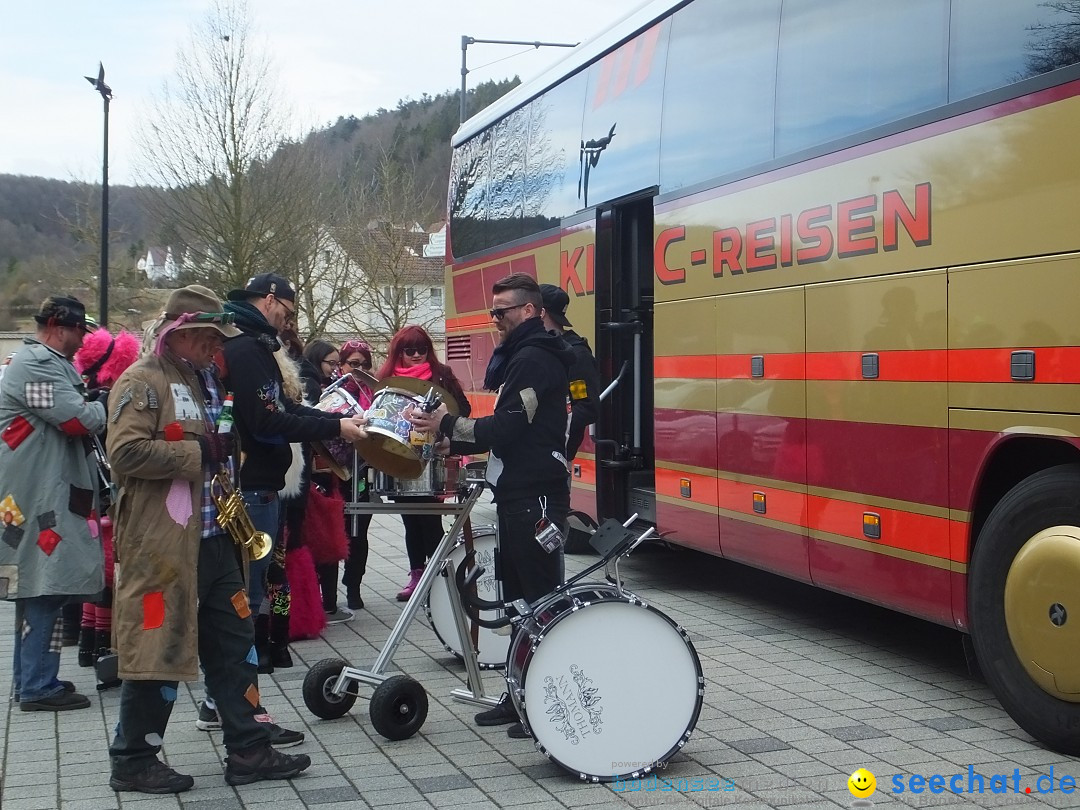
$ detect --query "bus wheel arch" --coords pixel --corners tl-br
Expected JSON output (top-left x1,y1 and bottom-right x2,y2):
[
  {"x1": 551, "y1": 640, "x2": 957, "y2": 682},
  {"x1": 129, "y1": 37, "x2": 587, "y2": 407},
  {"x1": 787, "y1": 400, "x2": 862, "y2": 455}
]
[{"x1": 969, "y1": 463, "x2": 1080, "y2": 755}]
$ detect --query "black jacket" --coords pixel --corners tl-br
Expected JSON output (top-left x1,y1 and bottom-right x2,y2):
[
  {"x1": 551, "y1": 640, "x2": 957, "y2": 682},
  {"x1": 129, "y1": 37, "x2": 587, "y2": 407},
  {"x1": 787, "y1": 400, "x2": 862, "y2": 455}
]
[
  {"x1": 221, "y1": 301, "x2": 341, "y2": 491},
  {"x1": 441, "y1": 317, "x2": 574, "y2": 502},
  {"x1": 561, "y1": 330, "x2": 600, "y2": 461}
]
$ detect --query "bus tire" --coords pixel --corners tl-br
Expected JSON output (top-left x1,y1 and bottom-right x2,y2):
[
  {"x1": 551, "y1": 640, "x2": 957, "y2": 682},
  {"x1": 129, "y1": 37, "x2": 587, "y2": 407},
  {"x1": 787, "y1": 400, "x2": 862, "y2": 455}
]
[{"x1": 969, "y1": 463, "x2": 1080, "y2": 755}]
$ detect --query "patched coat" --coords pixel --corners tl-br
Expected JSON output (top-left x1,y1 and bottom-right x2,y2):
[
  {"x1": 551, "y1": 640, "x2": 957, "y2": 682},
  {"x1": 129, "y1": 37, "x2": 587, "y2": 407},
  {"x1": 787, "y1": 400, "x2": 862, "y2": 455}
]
[
  {"x1": 0, "y1": 338, "x2": 106, "y2": 600},
  {"x1": 107, "y1": 351, "x2": 217, "y2": 681}
]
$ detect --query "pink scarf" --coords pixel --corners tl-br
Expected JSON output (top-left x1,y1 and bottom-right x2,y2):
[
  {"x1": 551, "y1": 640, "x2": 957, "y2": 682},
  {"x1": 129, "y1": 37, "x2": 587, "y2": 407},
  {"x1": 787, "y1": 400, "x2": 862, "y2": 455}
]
[{"x1": 392, "y1": 362, "x2": 432, "y2": 381}]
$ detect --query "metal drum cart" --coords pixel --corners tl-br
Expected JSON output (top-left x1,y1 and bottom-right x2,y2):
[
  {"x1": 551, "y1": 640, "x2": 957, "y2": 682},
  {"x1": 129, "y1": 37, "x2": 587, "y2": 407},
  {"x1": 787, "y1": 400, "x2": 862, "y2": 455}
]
[{"x1": 302, "y1": 461, "x2": 504, "y2": 740}]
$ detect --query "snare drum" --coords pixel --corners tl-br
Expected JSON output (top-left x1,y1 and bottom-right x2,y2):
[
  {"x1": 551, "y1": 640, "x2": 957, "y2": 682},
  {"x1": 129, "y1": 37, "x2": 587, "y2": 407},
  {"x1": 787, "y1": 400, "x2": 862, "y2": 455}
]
[
  {"x1": 314, "y1": 386, "x2": 361, "y2": 417},
  {"x1": 357, "y1": 387, "x2": 432, "y2": 479},
  {"x1": 375, "y1": 456, "x2": 461, "y2": 498},
  {"x1": 425, "y1": 525, "x2": 509, "y2": 668},
  {"x1": 507, "y1": 584, "x2": 703, "y2": 782}
]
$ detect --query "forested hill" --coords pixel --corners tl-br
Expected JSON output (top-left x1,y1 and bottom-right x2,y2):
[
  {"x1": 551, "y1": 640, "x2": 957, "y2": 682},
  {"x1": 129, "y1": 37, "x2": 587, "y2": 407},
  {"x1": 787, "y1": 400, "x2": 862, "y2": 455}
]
[{"x1": 0, "y1": 77, "x2": 520, "y2": 325}]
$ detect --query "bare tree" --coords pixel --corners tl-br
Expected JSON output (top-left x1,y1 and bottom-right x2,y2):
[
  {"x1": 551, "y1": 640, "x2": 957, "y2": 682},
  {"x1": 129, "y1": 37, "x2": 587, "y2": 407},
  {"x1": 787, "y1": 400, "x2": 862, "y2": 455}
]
[{"x1": 135, "y1": 0, "x2": 317, "y2": 298}]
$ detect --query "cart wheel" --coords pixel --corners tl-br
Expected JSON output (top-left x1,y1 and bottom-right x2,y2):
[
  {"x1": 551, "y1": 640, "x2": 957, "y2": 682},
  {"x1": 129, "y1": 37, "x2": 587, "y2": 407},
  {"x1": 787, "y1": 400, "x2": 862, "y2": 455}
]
[
  {"x1": 302, "y1": 658, "x2": 357, "y2": 719},
  {"x1": 370, "y1": 675, "x2": 428, "y2": 740}
]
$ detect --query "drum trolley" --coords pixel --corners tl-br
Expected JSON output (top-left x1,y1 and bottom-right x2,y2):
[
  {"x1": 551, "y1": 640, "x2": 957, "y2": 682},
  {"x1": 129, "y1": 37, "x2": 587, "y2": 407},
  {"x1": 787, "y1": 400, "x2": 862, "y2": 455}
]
[{"x1": 301, "y1": 464, "x2": 504, "y2": 741}]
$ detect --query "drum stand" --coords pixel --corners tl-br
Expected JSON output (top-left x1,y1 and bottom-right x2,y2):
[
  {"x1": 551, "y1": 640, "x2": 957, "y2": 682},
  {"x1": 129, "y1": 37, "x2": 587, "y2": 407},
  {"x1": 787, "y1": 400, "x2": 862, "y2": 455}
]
[{"x1": 302, "y1": 463, "x2": 500, "y2": 741}]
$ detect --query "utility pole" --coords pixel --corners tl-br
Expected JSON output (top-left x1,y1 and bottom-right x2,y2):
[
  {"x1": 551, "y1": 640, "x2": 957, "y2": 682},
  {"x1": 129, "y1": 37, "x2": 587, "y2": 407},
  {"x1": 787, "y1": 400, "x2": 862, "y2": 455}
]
[
  {"x1": 84, "y1": 63, "x2": 113, "y2": 327},
  {"x1": 460, "y1": 36, "x2": 577, "y2": 123}
]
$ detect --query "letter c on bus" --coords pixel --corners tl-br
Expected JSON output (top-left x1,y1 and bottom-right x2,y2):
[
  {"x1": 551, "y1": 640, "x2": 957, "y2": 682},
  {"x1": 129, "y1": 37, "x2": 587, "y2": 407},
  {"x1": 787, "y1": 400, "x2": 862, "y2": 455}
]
[{"x1": 655, "y1": 226, "x2": 687, "y2": 285}]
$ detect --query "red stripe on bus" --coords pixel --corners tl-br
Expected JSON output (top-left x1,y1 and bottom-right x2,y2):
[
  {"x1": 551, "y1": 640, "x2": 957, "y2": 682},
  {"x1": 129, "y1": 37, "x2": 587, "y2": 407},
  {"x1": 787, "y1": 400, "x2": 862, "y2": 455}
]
[
  {"x1": 446, "y1": 314, "x2": 494, "y2": 332},
  {"x1": 951, "y1": 347, "x2": 1080, "y2": 383},
  {"x1": 805, "y1": 350, "x2": 947, "y2": 381}
]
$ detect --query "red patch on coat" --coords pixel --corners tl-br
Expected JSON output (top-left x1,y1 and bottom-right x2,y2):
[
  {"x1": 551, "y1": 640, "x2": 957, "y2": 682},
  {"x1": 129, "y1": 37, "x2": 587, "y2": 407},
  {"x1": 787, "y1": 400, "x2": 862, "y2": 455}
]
[
  {"x1": 231, "y1": 590, "x2": 251, "y2": 619},
  {"x1": 143, "y1": 592, "x2": 165, "y2": 630},
  {"x1": 244, "y1": 684, "x2": 260, "y2": 707},
  {"x1": 59, "y1": 417, "x2": 91, "y2": 436},
  {"x1": 37, "y1": 528, "x2": 61, "y2": 556},
  {"x1": 2, "y1": 416, "x2": 34, "y2": 450}
]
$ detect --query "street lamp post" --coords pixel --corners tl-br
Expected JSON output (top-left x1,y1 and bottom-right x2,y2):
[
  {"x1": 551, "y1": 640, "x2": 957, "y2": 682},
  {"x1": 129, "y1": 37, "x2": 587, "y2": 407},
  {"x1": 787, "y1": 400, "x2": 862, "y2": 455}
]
[
  {"x1": 460, "y1": 36, "x2": 578, "y2": 123},
  {"x1": 84, "y1": 63, "x2": 112, "y2": 327}
]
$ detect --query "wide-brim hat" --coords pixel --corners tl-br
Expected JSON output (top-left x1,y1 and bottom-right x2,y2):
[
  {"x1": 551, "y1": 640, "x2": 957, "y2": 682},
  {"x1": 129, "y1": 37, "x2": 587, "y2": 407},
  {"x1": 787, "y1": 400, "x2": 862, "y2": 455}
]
[
  {"x1": 226, "y1": 272, "x2": 296, "y2": 303},
  {"x1": 33, "y1": 295, "x2": 97, "y2": 332},
  {"x1": 162, "y1": 285, "x2": 241, "y2": 337}
]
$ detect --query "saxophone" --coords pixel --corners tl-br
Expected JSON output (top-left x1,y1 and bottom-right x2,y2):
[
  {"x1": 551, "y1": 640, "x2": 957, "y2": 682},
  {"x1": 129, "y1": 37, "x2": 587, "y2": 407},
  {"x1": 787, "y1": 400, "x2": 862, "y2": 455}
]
[{"x1": 211, "y1": 469, "x2": 273, "y2": 560}]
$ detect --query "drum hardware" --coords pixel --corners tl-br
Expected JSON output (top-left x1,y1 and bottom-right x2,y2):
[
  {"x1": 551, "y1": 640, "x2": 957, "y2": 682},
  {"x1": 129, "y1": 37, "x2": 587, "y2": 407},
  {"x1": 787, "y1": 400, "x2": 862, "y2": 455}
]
[
  {"x1": 454, "y1": 514, "x2": 702, "y2": 783},
  {"x1": 90, "y1": 434, "x2": 118, "y2": 505},
  {"x1": 211, "y1": 468, "x2": 273, "y2": 560}
]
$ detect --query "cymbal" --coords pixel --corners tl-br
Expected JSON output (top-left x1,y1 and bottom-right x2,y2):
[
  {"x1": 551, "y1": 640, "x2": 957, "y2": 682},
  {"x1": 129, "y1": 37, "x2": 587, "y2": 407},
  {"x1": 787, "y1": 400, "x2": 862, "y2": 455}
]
[{"x1": 375, "y1": 376, "x2": 461, "y2": 416}]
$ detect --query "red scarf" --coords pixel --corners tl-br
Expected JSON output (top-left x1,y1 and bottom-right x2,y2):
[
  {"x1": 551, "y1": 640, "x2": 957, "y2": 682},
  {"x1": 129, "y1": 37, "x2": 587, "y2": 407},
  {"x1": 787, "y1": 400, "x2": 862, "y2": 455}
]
[{"x1": 392, "y1": 362, "x2": 432, "y2": 381}]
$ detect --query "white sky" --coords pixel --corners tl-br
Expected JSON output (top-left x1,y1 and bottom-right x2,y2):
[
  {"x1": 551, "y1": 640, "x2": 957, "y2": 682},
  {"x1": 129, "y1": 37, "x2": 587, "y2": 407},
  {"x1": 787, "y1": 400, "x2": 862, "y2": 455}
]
[{"x1": 0, "y1": 0, "x2": 636, "y2": 185}]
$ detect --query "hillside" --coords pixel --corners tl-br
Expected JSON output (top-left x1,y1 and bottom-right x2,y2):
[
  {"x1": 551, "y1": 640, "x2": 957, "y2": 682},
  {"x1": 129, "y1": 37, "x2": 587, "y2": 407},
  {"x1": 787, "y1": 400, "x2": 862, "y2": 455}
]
[{"x1": 0, "y1": 77, "x2": 520, "y2": 328}]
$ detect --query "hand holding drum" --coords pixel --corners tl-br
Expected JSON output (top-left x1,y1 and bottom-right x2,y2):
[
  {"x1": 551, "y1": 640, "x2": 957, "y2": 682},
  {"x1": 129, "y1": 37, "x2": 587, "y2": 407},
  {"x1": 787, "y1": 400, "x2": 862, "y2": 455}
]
[
  {"x1": 338, "y1": 414, "x2": 368, "y2": 442},
  {"x1": 408, "y1": 402, "x2": 447, "y2": 434}
]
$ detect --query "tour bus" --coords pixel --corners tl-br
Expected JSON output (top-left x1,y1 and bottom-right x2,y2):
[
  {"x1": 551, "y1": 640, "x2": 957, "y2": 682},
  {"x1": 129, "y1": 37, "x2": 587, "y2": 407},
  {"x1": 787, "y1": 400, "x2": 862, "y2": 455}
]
[{"x1": 443, "y1": 0, "x2": 1080, "y2": 754}]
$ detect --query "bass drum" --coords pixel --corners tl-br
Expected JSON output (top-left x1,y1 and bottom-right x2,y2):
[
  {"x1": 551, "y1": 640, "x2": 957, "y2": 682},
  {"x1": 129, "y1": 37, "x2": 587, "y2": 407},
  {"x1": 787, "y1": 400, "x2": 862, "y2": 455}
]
[
  {"x1": 425, "y1": 526, "x2": 509, "y2": 669},
  {"x1": 507, "y1": 584, "x2": 703, "y2": 782}
]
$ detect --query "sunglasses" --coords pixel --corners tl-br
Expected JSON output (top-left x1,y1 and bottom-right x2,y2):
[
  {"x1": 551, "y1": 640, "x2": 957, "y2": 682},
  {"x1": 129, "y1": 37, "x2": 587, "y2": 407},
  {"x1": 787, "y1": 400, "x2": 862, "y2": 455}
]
[
  {"x1": 402, "y1": 347, "x2": 428, "y2": 357},
  {"x1": 489, "y1": 303, "x2": 526, "y2": 321},
  {"x1": 345, "y1": 359, "x2": 372, "y2": 370}
]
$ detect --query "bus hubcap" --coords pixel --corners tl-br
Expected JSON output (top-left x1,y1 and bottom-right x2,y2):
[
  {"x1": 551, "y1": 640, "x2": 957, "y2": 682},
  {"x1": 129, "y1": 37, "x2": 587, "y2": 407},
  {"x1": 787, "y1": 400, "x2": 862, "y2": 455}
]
[{"x1": 1004, "y1": 526, "x2": 1080, "y2": 701}]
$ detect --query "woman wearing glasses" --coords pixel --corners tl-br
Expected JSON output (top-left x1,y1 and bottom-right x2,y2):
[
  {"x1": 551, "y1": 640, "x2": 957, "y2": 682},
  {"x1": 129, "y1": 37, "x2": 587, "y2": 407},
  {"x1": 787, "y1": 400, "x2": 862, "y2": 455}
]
[{"x1": 376, "y1": 326, "x2": 470, "y2": 600}]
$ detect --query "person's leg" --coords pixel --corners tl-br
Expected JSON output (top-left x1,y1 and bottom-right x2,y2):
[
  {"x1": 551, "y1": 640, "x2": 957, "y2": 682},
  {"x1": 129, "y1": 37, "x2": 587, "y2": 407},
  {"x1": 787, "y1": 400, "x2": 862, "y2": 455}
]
[
  {"x1": 240, "y1": 490, "x2": 280, "y2": 615},
  {"x1": 342, "y1": 506, "x2": 371, "y2": 609},
  {"x1": 16, "y1": 594, "x2": 75, "y2": 704},
  {"x1": 315, "y1": 562, "x2": 339, "y2": 613},
  {"x1": 108, "y1": 678, "x2": 193, "y2": 793},
  {"x1": 497, "y1": 492, "x2": 567, "y2": 604},
  {"x1": 400, "y1": 511, "x2": 429, "y2": 571},
  {"x1": 197, "y1": 534, "x2": 269, "y2": 754}
]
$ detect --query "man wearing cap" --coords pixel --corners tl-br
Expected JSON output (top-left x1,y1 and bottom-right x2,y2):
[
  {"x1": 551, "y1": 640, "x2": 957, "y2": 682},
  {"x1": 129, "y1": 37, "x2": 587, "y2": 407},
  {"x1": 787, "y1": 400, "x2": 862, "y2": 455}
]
[
  {"x1": 0, "y1": 295, "x2": 105, "y2": 713},
  {"x1": 539, "y1": 283, "x2": 600, "y2": 463},
  {"x1": 221, "y1": 273, "x2": 367, "y2": 664},
  {"x1": 106, "y1": 285, "x2": 313, "y2": 793}
]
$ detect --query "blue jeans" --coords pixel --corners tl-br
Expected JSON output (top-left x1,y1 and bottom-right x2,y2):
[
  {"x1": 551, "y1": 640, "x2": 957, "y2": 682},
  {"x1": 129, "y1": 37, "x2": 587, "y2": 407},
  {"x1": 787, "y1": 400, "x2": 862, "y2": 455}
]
[
  {"x1": 13, "y1": 595, "x2": 69, "y2": 703},
  {"x1": 241, "y1": 490, "x2": 280, "y2": 613}
]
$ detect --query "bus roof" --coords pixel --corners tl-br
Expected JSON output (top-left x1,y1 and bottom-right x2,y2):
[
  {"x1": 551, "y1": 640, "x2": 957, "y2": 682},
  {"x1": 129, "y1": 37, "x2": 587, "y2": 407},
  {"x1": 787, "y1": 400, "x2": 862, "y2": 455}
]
[{"x1": 452, "y1": 0, "x2": 684, "y2": 148}]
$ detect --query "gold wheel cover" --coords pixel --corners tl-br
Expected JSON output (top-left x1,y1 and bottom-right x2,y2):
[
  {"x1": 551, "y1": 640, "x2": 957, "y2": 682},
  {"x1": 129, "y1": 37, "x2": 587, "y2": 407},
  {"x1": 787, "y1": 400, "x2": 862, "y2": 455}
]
[{"x1": 1004, "y1": 526, "x2": 1080, "y2": 701}]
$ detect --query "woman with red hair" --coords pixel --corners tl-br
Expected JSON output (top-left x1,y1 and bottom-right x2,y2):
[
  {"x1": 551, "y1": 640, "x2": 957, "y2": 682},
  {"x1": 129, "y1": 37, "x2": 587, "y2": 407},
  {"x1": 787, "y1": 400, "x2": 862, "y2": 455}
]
[
  {"x1": 72, "y1": 327, "x2": 141, "y2": 680},
  {"x1": 377, "y1": 326, "x2": 470, "y2": 600}
]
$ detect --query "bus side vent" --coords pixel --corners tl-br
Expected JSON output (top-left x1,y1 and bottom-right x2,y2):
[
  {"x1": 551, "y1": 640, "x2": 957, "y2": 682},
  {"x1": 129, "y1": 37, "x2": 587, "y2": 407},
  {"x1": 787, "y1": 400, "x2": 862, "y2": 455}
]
[
  {"x1": 446, "y1": 335, "x2": 471, "y2": 361},
  {"x1": 861, "y1": 353, "x2": 879, "y2": 379},
  {"x1": 1010, "y1": 350, "x2": 1035, "y2": 381},
  {"x1": 750, "y1": 355, "x2": 764, "y2": 378}
]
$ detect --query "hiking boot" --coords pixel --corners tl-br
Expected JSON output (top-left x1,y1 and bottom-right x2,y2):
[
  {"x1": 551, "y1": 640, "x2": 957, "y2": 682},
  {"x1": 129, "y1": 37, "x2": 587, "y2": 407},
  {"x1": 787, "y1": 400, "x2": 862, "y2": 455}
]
[
  {"x1": 254, "y1": 713, "x2": 305, "y2": 748},
  {"x1": 195, "y1": 701, "x2": 221, "y2": 731},
  {"x1": 396, "y1": 568, "x2": 424, "y2": 601},
  {"x1": 20, "y1": 691, "x2": 91, "y2": 712},
  {"x1": 224, "y1": 745, "x2": 311, "y2": 786},
  {"x1": 324, "y1": 607, "x2": 354, "y2": 625},
  {"x1": 77, "y1": 627, "x2": 96, "y2": 667},
  {"x1": 474, "y1": 692, "x2": 518, "y2": 726},
  {"x1": 110, "y1": 759, "x2": 194, "y2": 794},
  {"x1": 507, "y1": 721, "x2": 531, "y2": 739}
]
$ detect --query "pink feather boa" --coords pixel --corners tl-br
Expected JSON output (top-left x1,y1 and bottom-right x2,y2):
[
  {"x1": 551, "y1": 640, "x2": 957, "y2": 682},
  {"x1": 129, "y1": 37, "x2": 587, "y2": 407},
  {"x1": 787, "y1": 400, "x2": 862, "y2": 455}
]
[
  {"x1": 74, "y1": 329, "x2": 141, "y2": 386},
  {"x1": 285, "y1": 546, "x2": 326, "y2": 640}
]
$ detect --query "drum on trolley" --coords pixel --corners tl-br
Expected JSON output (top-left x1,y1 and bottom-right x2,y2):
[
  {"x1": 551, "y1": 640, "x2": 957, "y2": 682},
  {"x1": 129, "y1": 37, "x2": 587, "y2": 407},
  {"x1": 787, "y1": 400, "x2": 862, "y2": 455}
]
[
  {"x1": 374, "y1": 456, "x2": 462, "y2": 498},
  {"x1": 425, "y1": 525, "x2": 509, "y2": 669},
  {"x1": 506, "y1": 584, "x2": 704, "y2": 782}
]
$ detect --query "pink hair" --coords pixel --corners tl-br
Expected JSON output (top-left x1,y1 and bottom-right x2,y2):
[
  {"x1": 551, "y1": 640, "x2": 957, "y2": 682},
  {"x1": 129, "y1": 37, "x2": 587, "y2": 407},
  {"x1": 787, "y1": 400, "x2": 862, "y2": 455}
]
[{"x1": 74, "y1": 329, "x2": 141, "y2": 387}]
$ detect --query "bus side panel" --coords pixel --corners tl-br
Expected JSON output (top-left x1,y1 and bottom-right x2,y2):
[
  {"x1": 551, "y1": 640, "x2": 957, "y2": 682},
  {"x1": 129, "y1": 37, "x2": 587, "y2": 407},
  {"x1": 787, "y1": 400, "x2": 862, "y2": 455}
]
[
  {"x1": 714, "y1": 287, "x2": 809, "y2": 581},
  {"x1": 654, "y1": 297, "x2": 719, "y2": 554},
  {"x1": 805, "y1": 271, "x2": 952, "y2": 624}
]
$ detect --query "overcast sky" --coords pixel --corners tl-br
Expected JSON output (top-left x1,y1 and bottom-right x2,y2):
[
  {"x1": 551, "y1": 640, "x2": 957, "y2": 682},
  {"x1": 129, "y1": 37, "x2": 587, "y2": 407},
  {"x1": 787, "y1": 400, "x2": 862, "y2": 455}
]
[{"x1": 1, "y1": 0, "x2": 638, "y2": 185}]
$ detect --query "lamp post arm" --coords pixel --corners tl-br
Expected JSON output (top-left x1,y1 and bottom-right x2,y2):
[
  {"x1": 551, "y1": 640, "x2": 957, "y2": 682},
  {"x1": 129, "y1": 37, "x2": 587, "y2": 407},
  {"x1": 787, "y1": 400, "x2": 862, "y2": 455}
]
[{"x1": 459, "y1": 36, "x2": 577, "y2": 123}]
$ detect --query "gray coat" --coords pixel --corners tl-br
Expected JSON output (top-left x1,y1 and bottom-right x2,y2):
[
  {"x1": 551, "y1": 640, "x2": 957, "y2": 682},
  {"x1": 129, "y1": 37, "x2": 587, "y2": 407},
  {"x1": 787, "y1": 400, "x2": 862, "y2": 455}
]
[{"x1": 0, "y1": 338, "x2": 107, "y2": 599}]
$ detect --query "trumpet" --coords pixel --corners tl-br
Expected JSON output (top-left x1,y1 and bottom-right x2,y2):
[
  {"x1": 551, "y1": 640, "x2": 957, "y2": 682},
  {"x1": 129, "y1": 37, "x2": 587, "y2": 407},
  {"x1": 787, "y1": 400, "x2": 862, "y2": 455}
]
[{"x1": 211, "y1": 469, "x2": 273, "y2": 560}]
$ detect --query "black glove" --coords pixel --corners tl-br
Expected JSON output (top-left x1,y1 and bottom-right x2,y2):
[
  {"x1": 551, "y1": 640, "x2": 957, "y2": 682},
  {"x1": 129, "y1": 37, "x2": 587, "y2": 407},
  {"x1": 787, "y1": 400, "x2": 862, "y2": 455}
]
[
  {"x1": 197, "y1": 433, "x2": 236, "y2": 466},
  {"x1": 88, "y1": 387, "x2": 110, "y2": 412}
]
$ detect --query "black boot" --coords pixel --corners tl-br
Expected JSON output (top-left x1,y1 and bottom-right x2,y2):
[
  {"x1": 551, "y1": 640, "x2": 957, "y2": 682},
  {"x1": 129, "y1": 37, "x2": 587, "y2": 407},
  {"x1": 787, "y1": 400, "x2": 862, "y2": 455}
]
[
  {"x1": 77, "y1": 626, "x2": 96, "y2": 668},
  {"x1": 269, "y1": 642, "x2": 294, "y2": 668}
]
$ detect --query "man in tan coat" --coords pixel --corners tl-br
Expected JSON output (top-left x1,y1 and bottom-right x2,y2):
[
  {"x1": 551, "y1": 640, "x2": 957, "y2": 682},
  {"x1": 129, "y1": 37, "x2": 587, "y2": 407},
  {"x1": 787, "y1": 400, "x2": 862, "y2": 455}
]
[{"x1": 106, "y1": 286, "x2": 312, "y2": 793}]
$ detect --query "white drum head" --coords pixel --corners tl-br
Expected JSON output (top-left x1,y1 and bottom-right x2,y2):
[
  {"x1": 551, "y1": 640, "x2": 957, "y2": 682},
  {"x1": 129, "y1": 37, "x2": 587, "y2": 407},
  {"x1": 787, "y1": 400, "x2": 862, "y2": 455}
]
[
  {"x1": 521, "y1": 598, "x2": 701, "y2": 780},
  {"x1": 426, "y1": 528, "x2": 509, "y2": 668}
]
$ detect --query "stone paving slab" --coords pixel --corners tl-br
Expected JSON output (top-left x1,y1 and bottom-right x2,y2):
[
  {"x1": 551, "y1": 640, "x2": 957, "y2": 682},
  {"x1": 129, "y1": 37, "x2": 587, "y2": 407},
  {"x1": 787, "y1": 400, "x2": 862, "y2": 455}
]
[{"x1": 1, "y1": 494, "x2": 1078, "y2": 809}]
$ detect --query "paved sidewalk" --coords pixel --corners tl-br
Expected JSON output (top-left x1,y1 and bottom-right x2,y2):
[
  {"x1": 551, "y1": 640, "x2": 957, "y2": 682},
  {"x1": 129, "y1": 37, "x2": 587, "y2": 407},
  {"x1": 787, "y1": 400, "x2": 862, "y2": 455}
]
[{"x1": 1, "y1": 494, "x2": 1078, "y2": 809}]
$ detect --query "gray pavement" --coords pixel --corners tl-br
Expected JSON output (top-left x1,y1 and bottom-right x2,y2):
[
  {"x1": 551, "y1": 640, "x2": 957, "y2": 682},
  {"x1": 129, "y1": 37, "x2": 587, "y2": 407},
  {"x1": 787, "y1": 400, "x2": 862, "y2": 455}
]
[{"x1": 1, "y1": 493, "x2": 1078, "y2": 809}]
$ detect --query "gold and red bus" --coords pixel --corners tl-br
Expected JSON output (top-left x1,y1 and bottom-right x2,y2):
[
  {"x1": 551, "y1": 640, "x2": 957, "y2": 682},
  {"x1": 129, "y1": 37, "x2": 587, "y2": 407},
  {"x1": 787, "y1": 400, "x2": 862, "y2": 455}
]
[{"x1": 444, "y1": 0, "x2": 1080, "y2": 753}]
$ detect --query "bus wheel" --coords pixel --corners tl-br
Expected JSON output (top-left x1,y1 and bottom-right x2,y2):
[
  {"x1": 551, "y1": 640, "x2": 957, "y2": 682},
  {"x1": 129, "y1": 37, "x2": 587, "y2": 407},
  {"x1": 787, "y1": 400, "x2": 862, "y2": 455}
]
[{"x1": 969, "y1": 464, "x2": 1080, "y2": 755}]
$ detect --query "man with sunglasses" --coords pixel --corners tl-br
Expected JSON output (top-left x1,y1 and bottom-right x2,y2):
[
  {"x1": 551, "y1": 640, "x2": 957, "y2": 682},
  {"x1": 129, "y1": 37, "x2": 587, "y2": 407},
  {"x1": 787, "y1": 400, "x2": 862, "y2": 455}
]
[
  {"x1": 220, "y1": 274, "x2": 367, "y2": 671},
  {"x1": 409, "y1": 273, "x2": 575, "y2": 739}
]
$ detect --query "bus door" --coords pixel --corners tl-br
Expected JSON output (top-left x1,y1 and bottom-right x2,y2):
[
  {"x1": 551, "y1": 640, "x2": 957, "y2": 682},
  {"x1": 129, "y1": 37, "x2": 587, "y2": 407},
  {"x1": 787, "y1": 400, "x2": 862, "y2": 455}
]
[{"x1": 593, "y1": 195, "x2": 655, "y2": 523}]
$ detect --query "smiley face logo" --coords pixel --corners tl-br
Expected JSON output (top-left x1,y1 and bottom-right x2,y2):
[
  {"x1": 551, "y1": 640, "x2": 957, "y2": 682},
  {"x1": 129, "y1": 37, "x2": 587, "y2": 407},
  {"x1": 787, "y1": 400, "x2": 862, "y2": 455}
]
[{"x1": 848, "y1": 768, "x2": 876, "y2": 798}]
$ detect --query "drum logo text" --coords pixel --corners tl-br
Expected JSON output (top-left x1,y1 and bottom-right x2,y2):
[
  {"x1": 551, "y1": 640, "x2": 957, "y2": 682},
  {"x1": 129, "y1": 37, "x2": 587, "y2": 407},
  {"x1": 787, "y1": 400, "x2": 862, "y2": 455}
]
[{"x1": 543, "y1": 664, "x2": 603, "y2": 745}]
